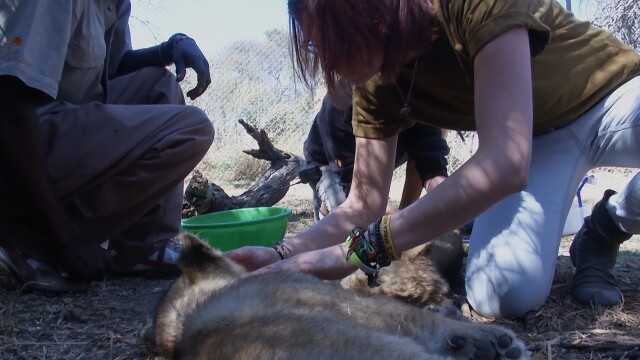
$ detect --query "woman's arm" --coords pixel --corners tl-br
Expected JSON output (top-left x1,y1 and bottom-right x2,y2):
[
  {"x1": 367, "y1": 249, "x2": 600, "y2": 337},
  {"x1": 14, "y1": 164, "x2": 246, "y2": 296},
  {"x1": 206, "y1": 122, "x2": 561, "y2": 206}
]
[
  {"x1": 398, "y1": 159, "x2": 423, "y2": 209},
  {"x1": 251, "y1": 135, "x2": 398, "y2": 278},
  {"x1": 391, "y1": 27, "x2": 534, "y2": 251},
  {"x1": 285, "y1": 135, "x2": 398, "y2": 254}
]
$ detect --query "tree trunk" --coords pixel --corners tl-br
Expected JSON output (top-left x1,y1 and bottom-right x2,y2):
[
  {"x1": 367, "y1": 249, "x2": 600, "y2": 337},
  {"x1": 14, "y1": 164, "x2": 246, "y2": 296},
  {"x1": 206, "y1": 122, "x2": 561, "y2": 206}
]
[{"x1": 182, "y1": 119, "x2": 306, "y2": 218}]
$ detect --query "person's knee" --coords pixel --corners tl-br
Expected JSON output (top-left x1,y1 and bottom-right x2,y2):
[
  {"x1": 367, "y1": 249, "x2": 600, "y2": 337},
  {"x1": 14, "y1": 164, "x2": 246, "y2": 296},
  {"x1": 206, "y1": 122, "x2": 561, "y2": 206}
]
[
  {"x1": 184, "y1": 106, "x2": 214, "y2": 149},
  {"x1": 466, "y1": 273, "x2": 549, "y2": 319},
  {"x1": 162, "y1": 106, "x2": 213, "y2": 167}
]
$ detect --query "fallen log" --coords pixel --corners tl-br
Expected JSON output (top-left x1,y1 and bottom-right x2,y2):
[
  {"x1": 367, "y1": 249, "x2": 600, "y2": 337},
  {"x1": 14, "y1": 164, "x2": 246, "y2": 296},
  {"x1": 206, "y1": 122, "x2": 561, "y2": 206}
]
[{"x1": 182, "y1": 119, "x2": 306, "y2": 218}]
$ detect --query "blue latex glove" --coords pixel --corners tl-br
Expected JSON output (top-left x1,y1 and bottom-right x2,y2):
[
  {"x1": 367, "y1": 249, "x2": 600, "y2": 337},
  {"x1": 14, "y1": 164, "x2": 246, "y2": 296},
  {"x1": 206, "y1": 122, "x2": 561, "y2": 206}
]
[{"x1": 167, "y1": 33, "x2": 211, "y2": 100}]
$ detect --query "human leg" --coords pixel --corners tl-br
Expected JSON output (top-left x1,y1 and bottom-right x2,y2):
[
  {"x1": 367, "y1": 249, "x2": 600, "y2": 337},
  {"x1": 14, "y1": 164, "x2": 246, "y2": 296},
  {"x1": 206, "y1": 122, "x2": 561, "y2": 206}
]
[
  {"x1": 570, "y1": 76, "x2": 640, "y2": 306},
  {"x1": 465, "y1": 124, "x2": 589, "y2": 318},
  {"x1": 569, "y1": 189, "x2": 632, "y2": 305},
  {"x1": 107, "y1": 67, "x2": 185, "y2": 106},
  {"x1": 103, "y1": 68, "x2": 213, "y2": 270},
  {"x1": 107, "y1": 184, "x2": 184, "y2": 271},
  {"x1": 0, "y1": 67, "x2": 213, "y2": 288},
  {"x1": 466, "y1": 76, "x2": 640, "y2": 317},
  {"x1": 40, "y1": 102, "x2": 212, "y2": 270}
]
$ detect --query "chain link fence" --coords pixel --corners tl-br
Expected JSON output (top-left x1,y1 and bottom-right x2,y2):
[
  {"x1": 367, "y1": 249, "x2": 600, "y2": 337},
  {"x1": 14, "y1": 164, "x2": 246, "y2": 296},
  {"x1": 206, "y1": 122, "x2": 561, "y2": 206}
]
[
  {"x1": 593, "y1": 0, "x2": 640, "y2": 51},
  {"x1": 129, "y1": 1, "x2": 325, "y2": 181}
]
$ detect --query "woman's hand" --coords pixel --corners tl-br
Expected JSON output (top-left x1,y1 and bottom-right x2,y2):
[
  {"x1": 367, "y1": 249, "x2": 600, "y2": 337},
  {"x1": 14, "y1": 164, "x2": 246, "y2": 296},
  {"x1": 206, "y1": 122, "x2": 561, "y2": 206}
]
[
  {"x1": 224, "y1": 246, "x2": 281, "y2": 271},
  {"x1": 256, "y1": 245, "x2": 356, "y2": 280}
]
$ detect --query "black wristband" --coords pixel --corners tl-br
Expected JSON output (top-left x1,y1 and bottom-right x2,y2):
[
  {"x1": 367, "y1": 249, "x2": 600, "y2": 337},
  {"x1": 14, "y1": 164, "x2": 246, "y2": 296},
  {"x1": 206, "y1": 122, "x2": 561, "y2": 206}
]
[
  {"x1": 368, "y1": 220, "x2": 390, "y2": 267},
  {"x1": 272, "y1": 240, "x2": 291, "y2": 260},
  {"x1": 158, "y1": 41, "x2": 173, "y2": 66},
  {"x1": 273, "y1": 247, "x2": 284, "y2": 260}
]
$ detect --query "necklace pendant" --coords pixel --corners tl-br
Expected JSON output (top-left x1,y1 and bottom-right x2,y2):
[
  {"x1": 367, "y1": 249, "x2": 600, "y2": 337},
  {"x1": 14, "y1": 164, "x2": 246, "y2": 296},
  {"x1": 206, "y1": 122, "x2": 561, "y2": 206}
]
[{"x1": 400, "y1": 57, "x2": 420, "y2": 116}]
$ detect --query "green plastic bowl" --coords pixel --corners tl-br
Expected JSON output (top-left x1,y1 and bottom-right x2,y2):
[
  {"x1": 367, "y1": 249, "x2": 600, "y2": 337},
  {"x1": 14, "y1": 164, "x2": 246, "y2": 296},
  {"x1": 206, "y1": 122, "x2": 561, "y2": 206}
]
[{"x1": 181, "y1": 207, "x2": 292, "y2": 251}]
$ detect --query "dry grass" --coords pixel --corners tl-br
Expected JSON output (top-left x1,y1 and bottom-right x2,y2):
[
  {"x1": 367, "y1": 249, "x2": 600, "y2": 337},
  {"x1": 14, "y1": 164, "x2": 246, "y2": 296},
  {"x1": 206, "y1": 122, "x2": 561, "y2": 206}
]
[
  {"x1": 1, "y1": 170, "x2": 639, "y2": 360},
  {"x1": 0, "y1": 275, "x2": 165, "y2": 359},
  {"x1": 464, "y1": 248, "x2": 640, "y2": 360}
]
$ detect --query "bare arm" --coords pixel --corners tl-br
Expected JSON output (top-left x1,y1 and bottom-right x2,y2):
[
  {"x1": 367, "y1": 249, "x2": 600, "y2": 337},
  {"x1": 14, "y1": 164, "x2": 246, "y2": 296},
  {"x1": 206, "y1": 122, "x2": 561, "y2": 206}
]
[
  {"x1": 398, "y1": 159, "x2": 424, "y2": 210},
  {"x1": 424, "y1": 175, "x2": 446, "y2": 193},
  {"x1": 255, "y1": 135, "x2": 398, "y2": 278},
  {"x1": 391, "y1": 27, "x2": 533, "y2": 251},
  {"x1": 396, "y1": 161, "x2": 447, "y2": 210},
  {"x1": 398, "y1": 123, "x2": 449, "y2": 210},
  {"x1": 287, "y1": 135, "x2": 398, "y2": 253}
]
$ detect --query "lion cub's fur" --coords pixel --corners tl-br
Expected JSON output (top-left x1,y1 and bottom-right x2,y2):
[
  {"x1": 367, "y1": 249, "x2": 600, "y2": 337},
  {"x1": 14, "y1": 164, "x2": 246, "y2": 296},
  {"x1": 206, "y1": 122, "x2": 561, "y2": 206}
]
[
  {"x1": 149, "y1": 234, "x2": 528, "y2": 360},
  {"x1": 341, "y1": 230, "x2": 466, "y2": 307}
]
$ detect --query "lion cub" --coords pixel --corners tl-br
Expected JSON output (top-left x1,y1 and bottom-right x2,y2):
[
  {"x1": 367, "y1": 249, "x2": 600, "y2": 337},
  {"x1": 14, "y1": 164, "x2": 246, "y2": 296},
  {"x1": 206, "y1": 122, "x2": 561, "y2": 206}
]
[{"x1": 149, "y1": 234, "x2": 528, "y2": 360}]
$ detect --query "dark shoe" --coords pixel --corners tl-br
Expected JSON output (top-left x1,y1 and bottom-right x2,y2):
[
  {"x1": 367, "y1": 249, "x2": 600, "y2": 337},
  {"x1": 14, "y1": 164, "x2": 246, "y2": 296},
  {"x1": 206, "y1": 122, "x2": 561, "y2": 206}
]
[
  {"x1": 0, "y1": 245, "x2": 90, "y2": 293},
  {"x1": 569, "y1": 189, "x2": 631, "y2": 306}
]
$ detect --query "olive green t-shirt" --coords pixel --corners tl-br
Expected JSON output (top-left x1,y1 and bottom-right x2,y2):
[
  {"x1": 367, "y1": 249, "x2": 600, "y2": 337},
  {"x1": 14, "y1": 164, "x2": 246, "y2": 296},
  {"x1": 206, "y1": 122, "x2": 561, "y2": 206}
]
[{"x1": 352, "y1": 0, "x2": 640, "y2": 137}]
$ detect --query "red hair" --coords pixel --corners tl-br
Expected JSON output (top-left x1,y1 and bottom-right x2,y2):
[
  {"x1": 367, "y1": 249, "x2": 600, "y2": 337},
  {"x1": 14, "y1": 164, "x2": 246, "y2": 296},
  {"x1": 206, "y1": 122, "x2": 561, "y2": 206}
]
[{"x1": 288, "y1": 0, "x2": 437, "y2": 96}]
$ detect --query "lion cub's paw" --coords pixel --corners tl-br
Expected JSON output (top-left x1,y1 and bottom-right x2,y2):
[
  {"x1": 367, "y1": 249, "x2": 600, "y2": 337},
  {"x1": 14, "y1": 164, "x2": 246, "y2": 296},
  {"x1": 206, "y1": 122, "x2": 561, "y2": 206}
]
[
  {"x1": 467, "y1": 333, "x2": 525, "y2": 360},
  {"x1": 442, "y1": 323, "x2": 528, "y2": 360}
]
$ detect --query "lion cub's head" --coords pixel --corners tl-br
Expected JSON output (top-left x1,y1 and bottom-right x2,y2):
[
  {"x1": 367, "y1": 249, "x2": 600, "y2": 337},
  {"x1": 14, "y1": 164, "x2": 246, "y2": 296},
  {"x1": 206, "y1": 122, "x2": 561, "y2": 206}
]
[
  {"x1": 148, "y1": 233, "x2": 247, "y2": 358},
  {"x1": 176, "y1": 233, "x2": 248, "y2": 285}
]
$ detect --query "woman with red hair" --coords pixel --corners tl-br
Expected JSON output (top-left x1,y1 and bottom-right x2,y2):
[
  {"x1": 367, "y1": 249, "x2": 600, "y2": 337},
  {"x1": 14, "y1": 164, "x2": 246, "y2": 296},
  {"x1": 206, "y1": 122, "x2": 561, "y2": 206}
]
[{"x1": 228, "y1": 0, "x2": 640, "y2": 319}]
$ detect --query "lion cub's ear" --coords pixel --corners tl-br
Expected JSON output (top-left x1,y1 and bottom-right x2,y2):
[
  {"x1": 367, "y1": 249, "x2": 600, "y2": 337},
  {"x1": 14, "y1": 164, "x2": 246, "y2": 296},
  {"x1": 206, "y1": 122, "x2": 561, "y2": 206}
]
[{"x1": 176, "y1": 233, "x2": 248, "y2": 283}]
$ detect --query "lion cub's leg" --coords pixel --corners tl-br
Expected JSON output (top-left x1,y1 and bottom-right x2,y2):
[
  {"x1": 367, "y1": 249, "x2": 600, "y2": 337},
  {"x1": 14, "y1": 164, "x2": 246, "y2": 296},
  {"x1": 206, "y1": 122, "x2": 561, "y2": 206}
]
[
  {"x1": 330, "y1": 291, "x2": 528, "y2": 360},
  {"x1": 416, "y1": 230, "x2": 466, "y2": 286},
  {"x1": 414, "y1": 307, "x2": 529, "y2": 360}
]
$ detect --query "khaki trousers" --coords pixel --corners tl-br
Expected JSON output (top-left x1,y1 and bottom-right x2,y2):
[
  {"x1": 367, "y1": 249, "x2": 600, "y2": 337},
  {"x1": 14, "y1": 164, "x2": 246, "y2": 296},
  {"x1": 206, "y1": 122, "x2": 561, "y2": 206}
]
[{"x1": 3, "y1": 67, "x2": 214, "y2": 269}]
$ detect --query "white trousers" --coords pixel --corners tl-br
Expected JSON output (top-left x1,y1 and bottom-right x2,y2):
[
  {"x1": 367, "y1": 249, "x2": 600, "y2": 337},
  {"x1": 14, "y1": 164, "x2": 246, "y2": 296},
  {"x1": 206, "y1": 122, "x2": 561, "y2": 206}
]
[{"x1": 466, "y1": 76, "x2": 640, "y2": 318}]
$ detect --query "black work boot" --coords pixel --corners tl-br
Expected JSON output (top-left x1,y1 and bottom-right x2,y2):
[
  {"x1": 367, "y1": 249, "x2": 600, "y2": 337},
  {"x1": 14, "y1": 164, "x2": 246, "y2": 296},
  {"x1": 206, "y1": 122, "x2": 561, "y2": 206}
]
[{"x1": 569, "y1": 189, "x2": 632, "y2": 306}]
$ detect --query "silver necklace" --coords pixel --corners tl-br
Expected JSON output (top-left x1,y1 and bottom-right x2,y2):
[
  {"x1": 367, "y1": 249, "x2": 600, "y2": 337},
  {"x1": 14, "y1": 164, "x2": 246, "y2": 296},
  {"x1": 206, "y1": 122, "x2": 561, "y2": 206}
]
[{"x1": 400, "y1": 58, "x2": 420, "y2": 115}]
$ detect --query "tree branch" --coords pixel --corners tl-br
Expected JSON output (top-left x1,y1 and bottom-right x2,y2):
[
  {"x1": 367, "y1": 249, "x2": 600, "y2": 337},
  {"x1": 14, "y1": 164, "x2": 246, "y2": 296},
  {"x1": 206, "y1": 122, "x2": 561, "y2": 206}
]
[{"x1": 182, "y1": 119, "x2": 306, "y2": 217}]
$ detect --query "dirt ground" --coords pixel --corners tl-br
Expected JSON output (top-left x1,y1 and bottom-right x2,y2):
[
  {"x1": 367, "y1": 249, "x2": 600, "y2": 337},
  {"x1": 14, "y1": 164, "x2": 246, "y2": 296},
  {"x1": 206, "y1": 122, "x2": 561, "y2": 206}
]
[{"x1": 0, "y1": 168, "x2": 639, "y2": 359}]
